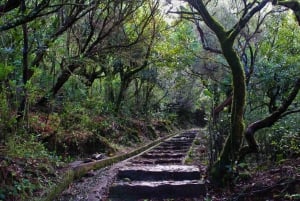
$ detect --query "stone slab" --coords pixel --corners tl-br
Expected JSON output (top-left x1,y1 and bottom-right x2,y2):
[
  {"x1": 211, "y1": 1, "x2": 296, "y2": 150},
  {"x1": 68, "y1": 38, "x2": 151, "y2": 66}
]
[
  {"x1": 141, "y1": 153, "x2": 185, "y2": 159},
  {"x1": 132, "y1": 158, "x2": 183, "y2": 165},
  {"x1": 109, "y1": 180, "x2": 206, "y2": 200},
  {"x1": 117, "y1": 165, "x2": 200, "y2": 181}
]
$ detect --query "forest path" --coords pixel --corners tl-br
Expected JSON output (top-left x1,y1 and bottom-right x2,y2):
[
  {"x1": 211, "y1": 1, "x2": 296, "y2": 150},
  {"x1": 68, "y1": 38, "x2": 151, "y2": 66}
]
[
  {"x1": 55, "y1": 129, "x2": 208, "y2": 201},
  {"x1": 107, "y1": 129, "x2": 206, "y2": 200}
]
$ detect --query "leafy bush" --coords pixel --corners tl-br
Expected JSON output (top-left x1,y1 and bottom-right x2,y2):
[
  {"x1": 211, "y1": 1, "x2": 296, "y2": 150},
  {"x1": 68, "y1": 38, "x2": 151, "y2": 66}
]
[
  {"x1": 0, "y1": 92, "x2": 17, "y2": 141},
  {"x1": 269, "y1": 130, "x2": 300, "y2": 160},
  {"x1": 256, "y1": 118, "x2": 300, "y2": 161},
  {"x1": 6, "y1": 134, "x2": 55, "y2": 159}
]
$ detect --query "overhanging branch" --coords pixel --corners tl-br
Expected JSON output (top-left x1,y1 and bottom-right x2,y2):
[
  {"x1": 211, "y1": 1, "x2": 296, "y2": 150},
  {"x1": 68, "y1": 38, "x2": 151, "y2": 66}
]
[{"x1": 239, "y1": 77, "x2": 300, "y2": 160}]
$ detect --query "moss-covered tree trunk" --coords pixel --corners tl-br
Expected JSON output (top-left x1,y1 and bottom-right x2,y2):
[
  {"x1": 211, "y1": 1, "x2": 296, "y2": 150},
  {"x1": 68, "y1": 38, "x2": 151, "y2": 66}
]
[
  {"x1": 186, "y1": 0, "x2": 269, "y2": 184},
  {"x1": 210, "y1": 40, "x2": 246, "y2": 183}
]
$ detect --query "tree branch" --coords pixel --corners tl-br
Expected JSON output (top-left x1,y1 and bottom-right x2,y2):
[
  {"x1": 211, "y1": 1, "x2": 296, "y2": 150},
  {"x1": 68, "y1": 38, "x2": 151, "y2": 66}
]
[
  {"x1": 0, "y1": 0, "x2": 21, "y2": 16},
  {"x1": 0, "y1": 0, "x2": 54, "y2": 31},
  {"x1": 229, "y1": 0, "x2": 269, "y2": 40},
  {"x1": 185, "y1": 0, "x2": 226, "y2": 40},
  {"x1": 193, "y1": 17, "x2": 223, "y2": 54},
  {"x1": 240, "y1": 77, "x2": 300, "y2": 159},
  {"x1": 281, "y1": 108, "x2": 300, "y2": 117}
]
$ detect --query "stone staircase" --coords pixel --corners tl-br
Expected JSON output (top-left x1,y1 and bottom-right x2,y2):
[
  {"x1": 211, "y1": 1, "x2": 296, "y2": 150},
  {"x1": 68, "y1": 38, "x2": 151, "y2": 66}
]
[{"x1": 108, "y1": 130, "x2": 206, "y2": 200}]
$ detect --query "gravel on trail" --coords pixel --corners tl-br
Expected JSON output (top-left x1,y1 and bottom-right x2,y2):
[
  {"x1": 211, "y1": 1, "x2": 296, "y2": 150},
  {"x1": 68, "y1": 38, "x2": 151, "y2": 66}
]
[{"x1": 54, "y1": 160, "x2": 132, "y2": 201}]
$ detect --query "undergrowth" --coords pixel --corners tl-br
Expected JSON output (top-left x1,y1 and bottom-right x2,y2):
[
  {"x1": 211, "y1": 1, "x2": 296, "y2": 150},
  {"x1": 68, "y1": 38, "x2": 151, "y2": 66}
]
[
  {"x1": 0, "y1": 133, "x2": 65, "y2": 201},
  {"x1": 0, "y1": 98, "x2": 174, "y2": 201}
]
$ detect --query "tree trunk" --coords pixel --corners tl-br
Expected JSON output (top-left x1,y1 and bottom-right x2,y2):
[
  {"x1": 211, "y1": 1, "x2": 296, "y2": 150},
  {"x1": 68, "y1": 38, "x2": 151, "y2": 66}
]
[
  {"x1": 134, "y1": 79, "x2": 141, "y2": 109},
  {"x1": 210, "y1": 41, "x2": 246, "y2": 184},
  {"x1": 213, "y1": 95, "x2": 232, "y2": 121},
  {"x1": 185, "y1": 0, "x2": 269, "y2": 185},
  {"x1": 36, "y1": 63, "x2": 79, "y2": 107},
  {"x1": 17, "y1": 0, "x2": 28, "y2": 122},
  {"x1": 115, "y1": 74, "x2": 130, "y2": 113},
  {"x1": 144, "y1": 82, "x2": 154, "y2": 112}
]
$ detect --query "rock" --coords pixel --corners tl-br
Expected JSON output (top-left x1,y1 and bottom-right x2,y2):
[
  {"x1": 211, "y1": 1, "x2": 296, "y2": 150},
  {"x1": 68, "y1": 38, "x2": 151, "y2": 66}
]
[
  {"x1": 91, "y1": 153, "x2": 104, "y2": 160},
  {"x1": 117, "y1": 165, "x2": 201, "y2": 181}
]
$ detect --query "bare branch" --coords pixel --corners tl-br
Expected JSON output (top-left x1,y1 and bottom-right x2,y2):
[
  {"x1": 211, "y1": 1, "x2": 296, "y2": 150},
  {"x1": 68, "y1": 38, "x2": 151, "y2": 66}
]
[
  {"x1": 229, "y1": 0, "x2": 269, "y2": 40},
  {"x1": 281, "y1": 108, "x2": 300, "y2": 118}
]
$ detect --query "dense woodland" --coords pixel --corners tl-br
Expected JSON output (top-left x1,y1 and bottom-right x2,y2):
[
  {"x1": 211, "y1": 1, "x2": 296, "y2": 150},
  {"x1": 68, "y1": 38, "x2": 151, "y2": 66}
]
[{"x1": 0, "y1": 0, "x2": 299, "y2": 200}]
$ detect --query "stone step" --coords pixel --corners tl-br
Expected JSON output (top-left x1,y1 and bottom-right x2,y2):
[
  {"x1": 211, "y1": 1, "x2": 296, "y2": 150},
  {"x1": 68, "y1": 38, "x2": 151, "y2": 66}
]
[
  {"x1": 108, "y1": 180, "x2": 205, "y2": 200},
  {"x1": 155, "y1": 145, "x2": 190, "y2": 150},
  {"x1": 172, "y1": 135, "x2": 195, "y2": 139},
  {"x1": 147, "y1": 150, "x2": 185, "y2": 154},
  {"x1": 132, "y1": 158, "x2": 183, "y2": 164},
  {"x1": 162, "y1": 141, "x2": 192, "y2": 146},
  {"x1": 173, "y1": 133, "x2": 196, "y2": 138},
  {"x1": 166, "y1": 137, "x2": 195, "y2": 142},
  {"x1": 170, "y1": 139, "x2": 194, "y2": 143},
  {"x1": 117, "y1": 165, "x2": 200, "y2": 181},
  {"x1": 141, "y1": 153, "x2": 185, "y2": 159}
]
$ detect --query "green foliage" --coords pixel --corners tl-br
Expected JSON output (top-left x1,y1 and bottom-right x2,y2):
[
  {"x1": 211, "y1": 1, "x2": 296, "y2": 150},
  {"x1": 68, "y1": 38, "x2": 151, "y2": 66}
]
[
  {"x1": 0, "y1": 1, "x2": 299, "y2": 199},
  {"x1": 6, "y1": 134, "x2": 53, "y2": 159},
  {"x1": 194, "y1": 139, "x2": 201, "y2": 145},
  {"x1": 285, "y1": 194, "x2": 300, "y2": 200},
  {"x1": 0, "y1": 63, "x2": 14, "y2": 81},
  {"x1": 245, "y1": 13, "x2": 300, "y2": 162},
  {"x1": 60, "y1": 99, "x2": 115, "y2": 132},
  {"x1": 0, "y1": 92, "x2": 17, "y2": 141},
  {"x1": 60, "y1": 102, "x2": 90, "y2": 129},
  {"x1": 255, "y1": 14, "x2": 300, "y2": 100},
  {"x1": 0, "y1": 178, "x2": 38, "y2": 201},
  {"x1": 269, "y1": 126, "x2": 300, "y2": 160},
  {"x1": 1, "y1": 133, "x2": 63, "y2": 201},
  {"x1": 255, "y1": 116, "x2": 300, "y2": 161},
  {"x1": 120, "y1": 128, "x2": 141, "y2": 146}
]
